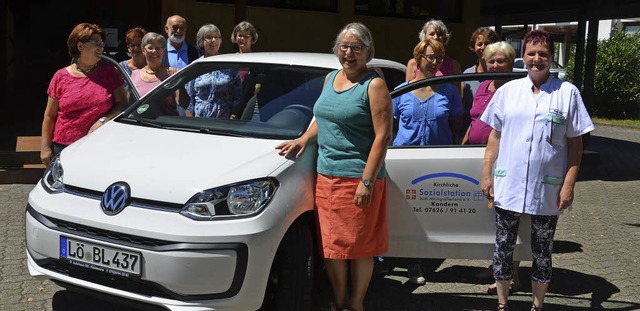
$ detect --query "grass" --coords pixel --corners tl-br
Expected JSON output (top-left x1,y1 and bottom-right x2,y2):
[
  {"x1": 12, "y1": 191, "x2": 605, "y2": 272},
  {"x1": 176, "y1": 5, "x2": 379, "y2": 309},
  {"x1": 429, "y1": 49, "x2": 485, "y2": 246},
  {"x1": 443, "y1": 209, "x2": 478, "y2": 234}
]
[{"x1": 592, "y1": 117, "x2": 640, "y2": 129}]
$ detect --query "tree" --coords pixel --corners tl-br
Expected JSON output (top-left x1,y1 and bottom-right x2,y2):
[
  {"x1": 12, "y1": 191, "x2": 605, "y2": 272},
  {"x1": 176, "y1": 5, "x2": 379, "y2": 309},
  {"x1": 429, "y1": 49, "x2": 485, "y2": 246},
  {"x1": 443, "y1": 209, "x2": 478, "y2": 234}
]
[{"x1": 566, "y1": 30, "x2": 640, "y2": 119}]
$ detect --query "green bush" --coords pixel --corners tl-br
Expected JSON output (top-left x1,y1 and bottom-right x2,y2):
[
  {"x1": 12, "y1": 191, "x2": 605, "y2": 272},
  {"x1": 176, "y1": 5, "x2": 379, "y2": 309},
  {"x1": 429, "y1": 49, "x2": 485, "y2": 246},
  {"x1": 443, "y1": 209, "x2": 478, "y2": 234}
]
[{"x1": 566, "y1": 30, "x2": 640, "y2": 119}]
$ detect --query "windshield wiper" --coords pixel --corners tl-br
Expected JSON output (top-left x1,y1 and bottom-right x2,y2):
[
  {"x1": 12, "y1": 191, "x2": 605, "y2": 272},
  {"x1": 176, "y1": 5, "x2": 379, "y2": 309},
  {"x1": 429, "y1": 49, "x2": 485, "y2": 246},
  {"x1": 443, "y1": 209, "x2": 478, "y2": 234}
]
[
  {"x1": 198, "y1": 127, "x2": 246, "y2": 137},
  {"x1": 120, "y1": 117, "x2": 165, "y2": 128}
]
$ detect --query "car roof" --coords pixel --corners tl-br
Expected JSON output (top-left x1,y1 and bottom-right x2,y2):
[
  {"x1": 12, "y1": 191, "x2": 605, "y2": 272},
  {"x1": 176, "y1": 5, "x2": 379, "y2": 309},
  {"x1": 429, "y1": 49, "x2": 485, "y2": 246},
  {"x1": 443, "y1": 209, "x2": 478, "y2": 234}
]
[{"x1": 188, "y1": 52, "x2": 406, "y2": 71}]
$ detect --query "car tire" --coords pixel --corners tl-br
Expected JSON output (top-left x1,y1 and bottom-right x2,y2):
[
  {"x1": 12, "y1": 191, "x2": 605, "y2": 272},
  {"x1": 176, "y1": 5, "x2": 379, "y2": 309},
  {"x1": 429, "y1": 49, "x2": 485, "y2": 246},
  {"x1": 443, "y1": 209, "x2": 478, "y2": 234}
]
[{"x1": 259, "y1": 217, "x2": 314, "y2": 311}]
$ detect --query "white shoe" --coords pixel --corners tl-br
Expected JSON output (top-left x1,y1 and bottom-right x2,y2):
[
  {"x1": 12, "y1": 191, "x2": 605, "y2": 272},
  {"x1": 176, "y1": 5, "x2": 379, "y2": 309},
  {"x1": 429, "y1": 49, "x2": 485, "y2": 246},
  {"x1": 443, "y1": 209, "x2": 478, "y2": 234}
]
[{"x1": 407, "y1": 263, "x2": 426, "y2": 285}]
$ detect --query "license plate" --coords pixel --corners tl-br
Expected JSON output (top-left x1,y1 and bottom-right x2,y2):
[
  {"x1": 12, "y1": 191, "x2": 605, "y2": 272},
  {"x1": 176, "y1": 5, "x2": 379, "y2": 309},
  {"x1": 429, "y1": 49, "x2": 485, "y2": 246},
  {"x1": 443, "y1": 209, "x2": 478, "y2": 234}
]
[{"x1": 60, "y1": 236, "x2": 142, "y2": 277}]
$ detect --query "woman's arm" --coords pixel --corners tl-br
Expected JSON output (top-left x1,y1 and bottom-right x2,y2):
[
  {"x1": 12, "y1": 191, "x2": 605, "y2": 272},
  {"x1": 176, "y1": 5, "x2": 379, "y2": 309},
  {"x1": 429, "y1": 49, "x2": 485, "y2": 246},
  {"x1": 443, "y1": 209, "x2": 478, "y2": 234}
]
[
  {"x1": 276, "y1": 72, "x2": 331, "y2": 158},
  {"x1": 41, "y1": 96, "x2": 59, "y2": 165},
  {"x1": 461, "y1": 125, "x2": 471, "y2": 145},
  {"x1": 89, "y1": 86, "x2": 128, "y2": 133},
  {"x1": 405, "y1": 58, "x2": 417, "y2": 82},
  {"x1": 275, "y1": 121, "x2": 318, "y2": 158},
  {"x1": 481, "y1": 129, "x2": 501, "y2": 200},
  {"x1": 558, "y1": 136, "x2": 583, "y2": 210},
  {"x1": 355, "y1": 77, "x2": 393, "y2": 207}
]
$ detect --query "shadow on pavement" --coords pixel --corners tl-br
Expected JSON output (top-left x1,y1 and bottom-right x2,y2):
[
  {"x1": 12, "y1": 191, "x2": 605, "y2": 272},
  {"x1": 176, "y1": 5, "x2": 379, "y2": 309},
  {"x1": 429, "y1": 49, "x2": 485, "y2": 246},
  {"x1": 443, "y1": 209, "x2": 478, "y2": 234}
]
[
  {"x1": 361, "y1": 267, "x2": 629, "y2": 311},
  {"x1": 552, "y1": 240, "x2": 583, "y2": 254},
  {"x1": 52, "y1": 290, "x2": 162, "y2": 311},
  {"x1": 580, "y1": 136, "x2": 640, "y2": 182},
  {"x1": 365, "y1": 276, "x2": 635, "y2": 311}
]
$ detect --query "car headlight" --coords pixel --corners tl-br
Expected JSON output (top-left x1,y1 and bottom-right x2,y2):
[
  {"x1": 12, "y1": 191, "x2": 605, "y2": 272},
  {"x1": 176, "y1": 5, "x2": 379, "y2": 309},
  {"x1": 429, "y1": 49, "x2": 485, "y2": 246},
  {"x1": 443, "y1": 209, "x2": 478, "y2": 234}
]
[
  {"x1": 41, "y1": 155, "x2": 64, "y2": 193},
  {"x1": 180, "y1": 178, "x2": 279, "y2": 220}
]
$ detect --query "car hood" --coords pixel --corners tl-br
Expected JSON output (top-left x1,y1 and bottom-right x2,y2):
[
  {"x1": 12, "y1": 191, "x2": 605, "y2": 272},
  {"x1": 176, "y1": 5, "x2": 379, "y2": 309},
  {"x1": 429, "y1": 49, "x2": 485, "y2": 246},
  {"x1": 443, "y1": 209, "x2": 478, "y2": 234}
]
[{"x1": 59, "y1": 122, "x2": 289, "y2": 204}]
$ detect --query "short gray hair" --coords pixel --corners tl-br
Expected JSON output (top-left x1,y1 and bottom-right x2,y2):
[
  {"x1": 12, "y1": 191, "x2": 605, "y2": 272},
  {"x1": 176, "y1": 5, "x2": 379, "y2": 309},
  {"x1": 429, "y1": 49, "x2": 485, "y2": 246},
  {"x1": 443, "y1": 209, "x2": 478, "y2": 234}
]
[
  {"x1": 483, "y1": 41, "x2": 516, "y2": 65},
  {"x1": 332, "y1": 22, "x2": 375, "y2": 62},
  {"x1": 196, "y1": 24, "x2": 221, "y2": 49},
  {"x1": 419, "y1": 19, "x2": 451, "y2": 46},
  {"x1": 141, "y1": 32, "x2": 166, "y2": 49},
  {"x1": 231, "y1": 21, "x2": 258, "y2": 44}
]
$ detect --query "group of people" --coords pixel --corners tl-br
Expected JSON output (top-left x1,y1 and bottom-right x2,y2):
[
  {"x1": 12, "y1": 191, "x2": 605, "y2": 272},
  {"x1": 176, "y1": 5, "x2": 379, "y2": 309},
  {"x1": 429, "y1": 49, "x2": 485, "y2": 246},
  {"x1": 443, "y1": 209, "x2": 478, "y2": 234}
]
[
  {"x1": 41, "y1": 16, "x2": 594, "y2": 311},
  {"x1": 41, "y1": 16, "x2": 260, "y2": 164},
  {"x1": 277, "y1": 21, "x2": 593, "y2": 311}
]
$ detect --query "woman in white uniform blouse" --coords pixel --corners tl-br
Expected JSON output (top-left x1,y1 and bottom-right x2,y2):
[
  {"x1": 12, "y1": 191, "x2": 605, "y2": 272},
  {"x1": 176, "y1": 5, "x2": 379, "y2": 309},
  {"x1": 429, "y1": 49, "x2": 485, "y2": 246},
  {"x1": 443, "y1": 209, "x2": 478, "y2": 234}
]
[{"x1": 480, "y1": 30, "x2": 595, "y2": 311}]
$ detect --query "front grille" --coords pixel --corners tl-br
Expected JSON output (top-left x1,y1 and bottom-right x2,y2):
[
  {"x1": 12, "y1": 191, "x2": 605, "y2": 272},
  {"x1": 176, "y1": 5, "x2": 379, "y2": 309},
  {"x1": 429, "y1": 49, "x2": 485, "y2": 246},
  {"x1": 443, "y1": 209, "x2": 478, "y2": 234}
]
[
  {"x1": 64, "y1": 184, "x2": 184, "y2": 212},
  {"x1": 46, "y1": 216, "x2": 173, "y2": 248}
]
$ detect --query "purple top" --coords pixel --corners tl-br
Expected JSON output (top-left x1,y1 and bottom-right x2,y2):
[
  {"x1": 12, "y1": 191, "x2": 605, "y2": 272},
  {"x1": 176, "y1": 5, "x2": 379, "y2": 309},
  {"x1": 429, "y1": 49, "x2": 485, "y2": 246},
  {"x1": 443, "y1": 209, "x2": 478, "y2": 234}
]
[{"x1": 467, "y1": 80, "x2": 494, "y2": 144}]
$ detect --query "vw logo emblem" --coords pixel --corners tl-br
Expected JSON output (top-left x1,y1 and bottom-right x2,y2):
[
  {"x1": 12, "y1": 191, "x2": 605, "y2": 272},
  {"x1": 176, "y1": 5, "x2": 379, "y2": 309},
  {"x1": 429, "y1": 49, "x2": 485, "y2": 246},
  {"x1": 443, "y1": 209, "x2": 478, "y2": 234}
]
[{"x1": 101, "y1": 182, "x2": 131, "y2": 216}]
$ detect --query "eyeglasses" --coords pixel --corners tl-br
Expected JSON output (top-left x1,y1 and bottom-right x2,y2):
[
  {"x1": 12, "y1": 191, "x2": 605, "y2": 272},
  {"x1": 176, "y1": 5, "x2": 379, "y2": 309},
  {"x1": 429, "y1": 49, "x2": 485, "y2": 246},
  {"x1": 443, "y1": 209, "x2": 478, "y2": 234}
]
[
  {"x1": 338, "y1": 43, "x2": 367, "y2": 53},
  {"x1": 127, "y1": 44, "x2": 142, "y2": 50},
  {"x1": 420, "y1": 54, "x2": 443, "y2": 63},
  {"x1": 204, "y1": 35, "x2": 222, "y2": 41},
  {"x1": 85, "y1": 40, "x2": 106, "y2": 48},
  {"x1": 143, "y1": 45, "x2": 164, "y2": 52}
]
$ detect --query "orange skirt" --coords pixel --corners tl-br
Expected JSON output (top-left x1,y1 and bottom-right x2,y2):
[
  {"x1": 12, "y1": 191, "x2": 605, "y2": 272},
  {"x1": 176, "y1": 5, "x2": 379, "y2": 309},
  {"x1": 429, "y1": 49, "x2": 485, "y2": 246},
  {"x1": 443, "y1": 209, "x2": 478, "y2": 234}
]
[{"x1": 315, "y1": 173, "x2": 388, "y2": 259}]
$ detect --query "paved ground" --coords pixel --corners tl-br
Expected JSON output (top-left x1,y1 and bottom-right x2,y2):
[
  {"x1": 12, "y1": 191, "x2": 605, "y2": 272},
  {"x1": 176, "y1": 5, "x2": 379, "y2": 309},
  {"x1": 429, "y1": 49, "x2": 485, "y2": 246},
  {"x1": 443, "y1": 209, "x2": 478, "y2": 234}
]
[{"x1": 1, "y1": 124, "x2": 639, "y2": 311}]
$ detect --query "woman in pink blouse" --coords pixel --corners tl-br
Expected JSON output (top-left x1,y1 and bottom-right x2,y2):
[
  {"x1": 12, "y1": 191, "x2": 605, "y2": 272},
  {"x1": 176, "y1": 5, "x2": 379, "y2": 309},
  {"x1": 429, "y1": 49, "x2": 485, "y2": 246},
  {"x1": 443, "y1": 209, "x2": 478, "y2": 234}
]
[
  {"x1": 130, "y1": 32, "x2": 180, "y2": 115},
  {"x1": 462, "y1": 42, "x2": 516, "y2": 145},
  {"x1": 41, "y1": 23, "x2": 127, "y2": 166}
]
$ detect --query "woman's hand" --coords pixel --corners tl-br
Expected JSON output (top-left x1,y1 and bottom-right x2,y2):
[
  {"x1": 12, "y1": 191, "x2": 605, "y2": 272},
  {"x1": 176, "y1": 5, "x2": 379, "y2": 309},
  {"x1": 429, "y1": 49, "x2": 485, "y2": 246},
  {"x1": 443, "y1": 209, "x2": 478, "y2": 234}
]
[
  {"x1": 88, "y1": 119, "x2": 104, "y2": 133},
  {"x1": 41, "y1": 146, "x2": 53, "y2": 166},
  {"x1": 354, "y1": 181, "x2": 373, "y2": 207},
  {"x1": 557, "y1": 184, "x2": 574, "y2": 211},
  {"x1": 481, "y1": 174, "x2": 494, "y2": 201},
  {"x1": 275, "y1": 138, "x2": 307, "y2": 159}
]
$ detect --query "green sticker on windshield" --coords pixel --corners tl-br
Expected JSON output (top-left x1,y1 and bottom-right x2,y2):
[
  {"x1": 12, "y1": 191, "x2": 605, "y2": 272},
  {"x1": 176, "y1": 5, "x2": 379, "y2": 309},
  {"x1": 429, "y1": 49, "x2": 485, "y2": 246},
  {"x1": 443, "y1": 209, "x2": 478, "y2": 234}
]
[{"x1": 136, "y1": 104, "x2": 149, "y2": 114}]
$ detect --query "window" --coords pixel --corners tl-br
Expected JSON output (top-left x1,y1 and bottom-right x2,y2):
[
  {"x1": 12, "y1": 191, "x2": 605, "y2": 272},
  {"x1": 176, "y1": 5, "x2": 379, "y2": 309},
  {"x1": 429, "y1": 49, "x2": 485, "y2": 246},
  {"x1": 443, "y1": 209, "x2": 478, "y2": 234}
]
[{"x1": 354, "y1": 0, "x2": 461, "y2": 22}]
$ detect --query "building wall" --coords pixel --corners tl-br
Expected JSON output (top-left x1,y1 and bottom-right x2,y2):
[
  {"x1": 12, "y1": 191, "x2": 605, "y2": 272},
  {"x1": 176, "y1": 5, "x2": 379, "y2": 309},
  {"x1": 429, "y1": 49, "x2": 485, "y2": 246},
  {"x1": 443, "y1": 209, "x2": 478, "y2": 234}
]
[{"x1": 160, "y1": 0, "x2": 481, "y2": 66}]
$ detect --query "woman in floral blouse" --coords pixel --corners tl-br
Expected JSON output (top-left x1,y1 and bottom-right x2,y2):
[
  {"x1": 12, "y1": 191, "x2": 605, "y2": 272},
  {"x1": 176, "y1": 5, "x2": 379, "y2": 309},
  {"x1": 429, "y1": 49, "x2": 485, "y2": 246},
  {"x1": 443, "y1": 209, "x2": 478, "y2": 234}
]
[{"x1": 185, "y1": 24, "x2": 242, "y2": 118}]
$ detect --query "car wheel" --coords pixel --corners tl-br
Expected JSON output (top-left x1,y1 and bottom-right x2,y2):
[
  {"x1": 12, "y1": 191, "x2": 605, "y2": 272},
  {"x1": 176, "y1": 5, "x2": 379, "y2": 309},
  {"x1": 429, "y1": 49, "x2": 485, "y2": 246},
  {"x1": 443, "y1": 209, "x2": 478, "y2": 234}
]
[{"x1": 259, "y1": 217, "x2": 314, "y2": 311}]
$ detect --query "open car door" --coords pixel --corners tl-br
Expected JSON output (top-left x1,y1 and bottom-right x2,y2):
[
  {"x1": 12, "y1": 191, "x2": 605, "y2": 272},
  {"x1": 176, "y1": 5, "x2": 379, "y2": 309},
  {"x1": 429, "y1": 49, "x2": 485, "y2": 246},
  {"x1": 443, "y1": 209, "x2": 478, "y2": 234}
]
[
  {"x1": 100, "y1": 55, "x2": 140, "y2": 102},
  {"x1": 384, "y1": 72, "x2": 533, "y2": 261}
]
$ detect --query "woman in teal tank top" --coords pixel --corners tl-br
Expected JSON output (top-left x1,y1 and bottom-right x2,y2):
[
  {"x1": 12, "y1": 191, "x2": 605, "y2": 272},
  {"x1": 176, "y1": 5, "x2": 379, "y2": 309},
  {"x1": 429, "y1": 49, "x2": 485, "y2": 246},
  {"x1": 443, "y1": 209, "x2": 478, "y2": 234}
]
[{"x1": 276, "y1": 22, "x2": 392, "y2": 311}]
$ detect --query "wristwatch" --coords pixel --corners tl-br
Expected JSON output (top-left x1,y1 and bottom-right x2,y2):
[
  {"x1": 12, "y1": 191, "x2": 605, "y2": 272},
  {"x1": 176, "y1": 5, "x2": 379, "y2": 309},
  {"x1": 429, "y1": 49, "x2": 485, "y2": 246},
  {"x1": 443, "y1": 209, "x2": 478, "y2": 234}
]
[
  {"x1": 361, "y1": 179, "x2": 373, "y2": 188},
  {"x1": 99, "y1": 117, "x2": 107, "y2": 123}
]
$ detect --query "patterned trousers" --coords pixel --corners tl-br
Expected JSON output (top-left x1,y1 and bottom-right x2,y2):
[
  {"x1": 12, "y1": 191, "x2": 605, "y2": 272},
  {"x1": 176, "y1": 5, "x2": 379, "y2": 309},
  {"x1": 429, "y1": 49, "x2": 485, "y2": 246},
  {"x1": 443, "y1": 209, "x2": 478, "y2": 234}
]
[{"x1": 493, "y1": 207, "x2": 559, "y2": 284}]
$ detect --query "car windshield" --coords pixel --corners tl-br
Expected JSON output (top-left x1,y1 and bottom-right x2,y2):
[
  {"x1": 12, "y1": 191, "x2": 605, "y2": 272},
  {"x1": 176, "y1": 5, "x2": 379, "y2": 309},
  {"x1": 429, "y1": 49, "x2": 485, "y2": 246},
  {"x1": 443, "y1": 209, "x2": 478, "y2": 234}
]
[{"x1": 120, "y1": 62, "x2": 330, "y2": 140}]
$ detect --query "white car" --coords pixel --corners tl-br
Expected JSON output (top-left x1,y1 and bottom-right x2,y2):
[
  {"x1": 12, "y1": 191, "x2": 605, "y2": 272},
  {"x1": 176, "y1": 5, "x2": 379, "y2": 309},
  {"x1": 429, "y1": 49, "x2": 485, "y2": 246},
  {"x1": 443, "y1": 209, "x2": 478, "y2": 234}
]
[
  {"x1": 26, "y1": 53, "x2": 532, "y2": 311},
  {"x1": 513, "y1": 57, "x2": 566, "y2": 79}
]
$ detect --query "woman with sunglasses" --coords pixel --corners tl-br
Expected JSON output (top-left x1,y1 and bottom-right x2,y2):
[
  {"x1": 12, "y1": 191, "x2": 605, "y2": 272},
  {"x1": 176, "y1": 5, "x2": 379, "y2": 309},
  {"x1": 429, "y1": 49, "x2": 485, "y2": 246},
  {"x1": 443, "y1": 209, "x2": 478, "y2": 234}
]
[
  {"x1": 388, "y1": 38, "x2": 464, "y2": 285},
  {"x1": 394, "y1": 39, "x2": 463, "y2": 147},
  {"x1": 276, "y1": 22, "x2": 392, "y2": 311},
  {"x1": 41, "y1": 23, "x2": 128, "y2": 166}
]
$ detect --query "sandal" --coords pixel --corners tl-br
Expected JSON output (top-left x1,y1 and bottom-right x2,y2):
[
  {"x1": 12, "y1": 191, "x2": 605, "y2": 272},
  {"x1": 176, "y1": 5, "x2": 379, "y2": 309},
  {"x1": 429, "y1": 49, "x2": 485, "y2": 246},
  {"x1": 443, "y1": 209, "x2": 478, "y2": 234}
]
[
  {"x1": 531, "y1": 305, "x2": 543, "y2": 311},
  {"x1": 497, "y1": 302, "x2": 509, "y2": 311},
  {"x1": 487, "y1": 281, "x2": 521, "y2": 295}
]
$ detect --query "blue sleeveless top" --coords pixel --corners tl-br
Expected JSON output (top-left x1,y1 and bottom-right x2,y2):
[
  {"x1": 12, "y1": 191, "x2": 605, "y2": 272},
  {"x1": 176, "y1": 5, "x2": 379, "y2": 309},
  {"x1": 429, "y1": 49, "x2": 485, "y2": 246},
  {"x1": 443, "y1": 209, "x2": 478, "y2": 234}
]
[{"x1": 314, "y1": 70, "x2": 386, "y2": 179}]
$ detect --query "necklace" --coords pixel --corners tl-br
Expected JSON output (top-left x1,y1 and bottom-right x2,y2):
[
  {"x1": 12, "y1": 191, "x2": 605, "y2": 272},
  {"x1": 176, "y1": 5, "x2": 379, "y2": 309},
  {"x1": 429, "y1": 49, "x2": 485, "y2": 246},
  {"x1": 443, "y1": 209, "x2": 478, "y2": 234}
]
[
  {"x1": 76, "y1": 63, "x2": 97, "y2": 74},
  {"x1": 143, "y1": 66, "x2": 163, "y2": 75}
]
